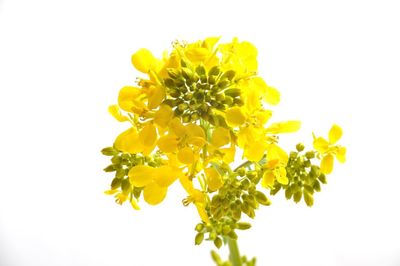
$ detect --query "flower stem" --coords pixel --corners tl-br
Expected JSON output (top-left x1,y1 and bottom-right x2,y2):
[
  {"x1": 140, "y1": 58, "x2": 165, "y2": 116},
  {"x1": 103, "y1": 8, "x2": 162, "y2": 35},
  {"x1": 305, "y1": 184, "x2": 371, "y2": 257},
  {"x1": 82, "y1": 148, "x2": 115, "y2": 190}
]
[{"x1": 227, "y1": 237, "x2": 242, "y2": 266}]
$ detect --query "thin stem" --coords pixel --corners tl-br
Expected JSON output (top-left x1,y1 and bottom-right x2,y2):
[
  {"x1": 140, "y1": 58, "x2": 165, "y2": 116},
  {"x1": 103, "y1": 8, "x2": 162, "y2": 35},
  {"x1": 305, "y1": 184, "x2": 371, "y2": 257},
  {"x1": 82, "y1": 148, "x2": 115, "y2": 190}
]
[{"x1": 227, "y1": 238, "x2": 242, "y2": 266}]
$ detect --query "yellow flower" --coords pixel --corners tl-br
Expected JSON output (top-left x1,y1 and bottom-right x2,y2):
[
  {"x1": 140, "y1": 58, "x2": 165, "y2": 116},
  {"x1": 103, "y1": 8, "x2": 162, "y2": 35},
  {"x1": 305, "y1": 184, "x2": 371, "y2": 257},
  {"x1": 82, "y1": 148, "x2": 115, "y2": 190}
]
[
  {"x1": 262, "y1": 144, "x2": 289, "y2": 187},
  {"x1": 118, "y1": 86, "x2": 148, "y2": 115},
  {"x1": 180, "y1": 175, "x2": 209, "y2": 223},
  {"x1": 219, "y1": 37, "x2": 258, "y2": 74},
  {"x1": 157, "y1": 118, "x2": 206, "y2": 165},
  {"x1": 128, "y1": 165, "x2": 182, "y2": 205},
  {"x1": 204, "y1": 167, "x2": 223, "y2": 192},
  {"x1": 131, "y1": 48, "x2": 159, "y2": 73},
  {"x1": 114, "y1": 123, "x2": 158, "y2": 156},
  {"x1": 313, "y1": 124, "x2": 346, "y2": 174}
]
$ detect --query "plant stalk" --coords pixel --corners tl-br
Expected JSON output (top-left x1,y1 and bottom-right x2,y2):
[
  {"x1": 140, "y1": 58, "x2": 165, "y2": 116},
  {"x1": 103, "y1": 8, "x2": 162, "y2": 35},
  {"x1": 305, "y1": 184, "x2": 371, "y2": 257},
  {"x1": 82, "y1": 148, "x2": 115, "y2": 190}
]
[{"x1": 227, "y1": 237, "x2": 242, "y2": 266}]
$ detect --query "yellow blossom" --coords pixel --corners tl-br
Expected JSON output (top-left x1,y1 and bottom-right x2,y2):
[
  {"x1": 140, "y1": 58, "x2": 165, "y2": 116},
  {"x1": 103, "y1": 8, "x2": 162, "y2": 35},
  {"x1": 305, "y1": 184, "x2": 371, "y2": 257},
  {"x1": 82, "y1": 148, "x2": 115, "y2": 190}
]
[{"x1": 313, "y1": 124, "x2": 346, "y2": 174}]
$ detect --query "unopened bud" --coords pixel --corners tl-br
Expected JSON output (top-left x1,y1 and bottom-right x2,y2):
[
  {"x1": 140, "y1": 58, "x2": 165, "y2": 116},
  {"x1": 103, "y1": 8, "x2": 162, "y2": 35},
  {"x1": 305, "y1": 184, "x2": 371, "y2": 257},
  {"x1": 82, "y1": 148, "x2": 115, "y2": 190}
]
[
  {"x1": 237, "y1": 222, "x2": 252, "y2": 230},
  {"x1": 195, "y1": 233, "x2": 204, "y2": 245},
  {"x1": 208, "y1": 66, "x2": 221, "y2": 76},
  {"x1": 255, "y1": 191, "x2": 271, "y2": 206},
  {"x1": 224, "y1": 88, "x2": 241, "y2": 97},
  {"x1": 296, "y1": 143, "x2": 305, "y2": 152},
  {"x1": 214, "y1": 237, "x2": 223, "y2": 249}
]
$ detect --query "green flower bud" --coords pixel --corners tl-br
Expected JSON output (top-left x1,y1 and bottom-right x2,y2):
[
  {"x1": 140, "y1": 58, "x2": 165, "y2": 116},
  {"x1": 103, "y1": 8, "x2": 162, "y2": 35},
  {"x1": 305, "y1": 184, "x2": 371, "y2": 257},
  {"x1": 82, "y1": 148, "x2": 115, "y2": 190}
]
[
  {"x1": 305, "y1": 151, "x2": 315, "y2": 159},
  {"x1": 221, "y1": 70, "x2": 236, "y2": 81},
  {"x1": 237, "y1": 167, "x2": 246, "y2": 177},
  {"x1": 178, "y1": 103, "x2": 188, "y2": 111},
  {"x1": 313, "y1": 180, "x2": 321, "y2": 192},
  {"x1": 182, "y1": 113, "x2": 191, "y2": 123},
  {"x1": 174, "y1": 78, "x2": 185, "y2": 87},
  {"x1": 164, "y1": 78, "x2": 175, "y2": 88},
  {"x1": 167, "y1": 68, "x2": 180, "y2": 79},
  {"x1": 228, "y1": 230, "x2": 238, "y2": 240},
  {"x1": 214, "y1": 237, "x2": 223, "y2": 249},
  {"x1": 103, "y1": 164, "x2": 116, "y2": 172},
  {"x1": 303, "y1": 191, "x2": 314, "y2": 207},
  {"x1": 255, "y1": 191, "x2": 271, "y2": 206},
  {"x1": 195, "y1": 233, "x2": 204, "y2": 245},
  {"x1": 217, "y1": 79, "x2": 230, "y2": 89},
  {"x1": 233, "y1": 97, "x2": 244, "y2": 106},
  {"x1": 181, "y1": 67, "x2": 194, "y2": 81},
  {"x1": 224, "y1": 88, "x2": 241, "y2": 97},
  {"x1": 162, "y1": 99, "x2": 174, "y2": 107},
  {"x1": 318, "y1": 173, "x2": 327, "y2": 184},
  {"x1": 121, "y1": 178, "x2": 131, "y2": 193},
  {"x1": 208, "y1": 66, "x2": 221, "y2": 76},
  {"x1": 211, "y1": 250, "x2": 222, "y2": 263},
  {"x1": 222, "y1": 225, "x2": 231, "y2": 235},
  {"x1": 111, "y1": 177, "x2": 122, "y2": 189},
  {"x1": 237, "y1": 222, "x2": 252, "y2": 230},
  {"x1": 296, "y1": 143, "x2": 305, "y2": 152},
  {"x1": 209, "y1": 230, "x2": 217, "y2": 241},
  {"x1": 208, "y1": 75, "x2": 217, "y2": 85},
  {"x1": 101, "y1": 147, "x2": 118, "y2": 156},
  {"x1": 232, "y1": 208, "x2": 242, "y2": 220},
  {"x1": 293, "y1": 190, "x2": 302, "y2": 203},
  {"x1": 169, "y1": 88, "x2": 181, "y2": 98},
  {"x1": 195, "y1": 64, "x2": 206, "y2": 76},
  {"x1": 215, "y1": 93, "x2": 225, "y2": 102},
  {"x1": 195, "y1": 223, "x2": 204, "y2": 232}
]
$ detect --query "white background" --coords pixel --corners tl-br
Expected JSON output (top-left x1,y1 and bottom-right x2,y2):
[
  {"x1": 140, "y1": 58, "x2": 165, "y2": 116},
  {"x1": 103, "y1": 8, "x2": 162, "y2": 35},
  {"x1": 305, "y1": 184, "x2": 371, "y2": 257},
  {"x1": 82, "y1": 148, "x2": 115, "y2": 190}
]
[{"x1": 1, "y1": 0, "x2": 400, "y2": 265}]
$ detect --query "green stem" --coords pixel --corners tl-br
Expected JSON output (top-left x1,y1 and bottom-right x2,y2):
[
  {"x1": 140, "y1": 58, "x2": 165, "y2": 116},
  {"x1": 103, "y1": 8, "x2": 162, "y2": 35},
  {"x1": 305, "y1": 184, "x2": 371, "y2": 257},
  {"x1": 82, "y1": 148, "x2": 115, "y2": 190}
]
[{"x1": 227, "y1": 238, "x2": 242, "y2": 266}]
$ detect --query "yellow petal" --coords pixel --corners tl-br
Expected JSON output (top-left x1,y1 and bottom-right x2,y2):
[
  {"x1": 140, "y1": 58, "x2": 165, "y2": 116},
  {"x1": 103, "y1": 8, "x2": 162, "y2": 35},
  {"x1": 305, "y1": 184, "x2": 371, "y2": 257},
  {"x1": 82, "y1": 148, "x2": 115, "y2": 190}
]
[
  {"x1": 143, "y1": 181, "x2": 167, "y2": 205},
  {"x1": 187, "y1": 136, "x2": 206, "y2": 148},
  {"x1": 130, "y1": 198, "x2": 140, "y2": 210},
  {"x1": 265, "y1": 86, "x2": 280, "y2": 105},
  {"x1": 211, "y1": 127, "x2": 231, "y2": 147},
  {"x1": 154, "y1": 104, "x2": 174, "y2": 128},
  {"x1": 131, "y1": 48, "x2": 157, "y2": 73},
  {"x1": 169, "y1": 117, "x2": 186, "y2": 137},
  {"x1": 157, "y1": 135, "x2": 179, "y2": 153},
  {"x1": 313, "y1": 137, "x2": 329, "y2": 154},
  {"x1": 128, "y1": 165, "x2": 155, "y2": 187},
  {"x1": 205, "y1": 168, "x2": 223, "y2": 192},
  {"x1": 177, "y1": 147, "x2": 195, "y2": 164},
  {"x1": 186, "y1": 124, "x2": 206, "y2": 139},
  {"x1": 195, "y1": 203, "x2": 210, "y2": 223},
  {"x1": 225, "y1": 107, "x2": 246, "y2": 127},
  {"x1": 265, "y1": 121, "x2": 301, "y2": 134},
  {"x1": 320, "y1": 154, "x2": 334, "y2": 174},
  {"x1": 108, "y1": 105, "x2": 129, "y2": 122},
  {"x1": 329, "y1": 124, "x2": 343, "y2": 144},
  {"x1": 276, "y1": 167, "x2": 288, "y2": 185},
  {"x1": 185, "y1": 47, "x2": 210, "y2": 63},
  {"x1": 221, "y1": 146, "x2": 236, "y2": 164},
  {"x1": 147, "y1": 86, "x2": 165, "y2": 109},
  {"x1": 262, "y1": 171, "x2": 275, "y2": 188},
  {"x1": 203, "y1": 36, "x2": 220, "y2": 49},
  {"x1": 114, "y1": 127, "x2": 142, "y2": 154},
  {"x1": 255, "y1": 110, "x2": 272, "y2": 126},
  {"x1": 139, "y1": 124, "x2": 157, "y2": 147},
  {"x1": 244, "y1": 142, "x2": 267, "y2": 162},
  {"x1": 154, "y1": 166, "x2": 180, "y2": 187},
  {"x1": 336, "y1": 146, "x2": 346, "y2": 163},
  {"x1": 267, "y1": 144, "x2": 289, "y2": 164},
  {"x1": 118, "y1": 86, "x2": 147, "y2": 114}
]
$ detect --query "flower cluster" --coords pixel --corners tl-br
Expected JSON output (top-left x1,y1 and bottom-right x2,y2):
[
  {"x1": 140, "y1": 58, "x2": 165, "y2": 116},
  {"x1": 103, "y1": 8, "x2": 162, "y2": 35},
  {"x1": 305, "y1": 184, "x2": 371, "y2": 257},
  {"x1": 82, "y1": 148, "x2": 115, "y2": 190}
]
[{"x1": 101, "y1": 37, "x2": 346, "y2": 250}]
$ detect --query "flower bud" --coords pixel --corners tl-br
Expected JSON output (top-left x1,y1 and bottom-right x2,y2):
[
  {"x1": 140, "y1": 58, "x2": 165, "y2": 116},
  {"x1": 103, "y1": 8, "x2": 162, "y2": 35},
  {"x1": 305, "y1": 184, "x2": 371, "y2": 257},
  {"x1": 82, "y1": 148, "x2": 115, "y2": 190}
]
[
  {"x1": 236, "y1": 222, "x2": 252, "y2": 230},
  {"x1": 195, "y1": 223, "x2": 204, "y2": 232},
  {"x1": 296, "y1": 143, "x2": 305, "y2": 152},
  {"x1": 224, "y1": 88, "x2": 241, "y2": 98},
  {"x1": 221, "y1": 70, "x2": 236, "y2": 81},
  {"x1": 214, "y1": 237, "x2": 223, "y2": 249},
  {"x1": 101, "y1": 147, "x2": 118, "y2": 156},
  {"x1": 208, "y1": 66, "x2": 221, "y2": 76},
  {"x1": 195, "y1": 233, "x2": 204, "y2": 245}
]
